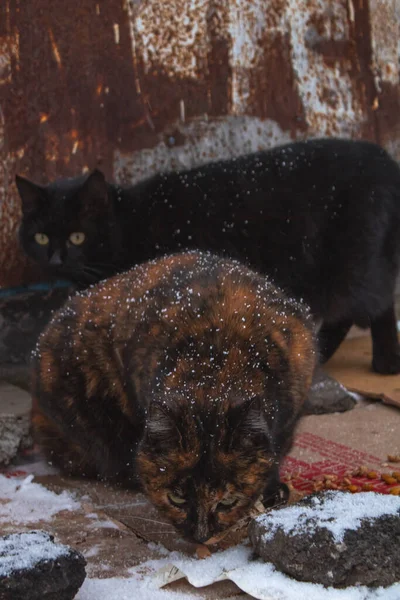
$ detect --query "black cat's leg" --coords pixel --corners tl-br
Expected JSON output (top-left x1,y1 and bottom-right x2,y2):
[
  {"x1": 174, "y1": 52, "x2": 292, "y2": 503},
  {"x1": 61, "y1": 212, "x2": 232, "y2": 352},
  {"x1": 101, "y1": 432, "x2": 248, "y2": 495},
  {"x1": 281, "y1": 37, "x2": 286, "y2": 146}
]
[
  {"x1": 317, "y1": 320, "x2": 353, "y2": 363},
  {"x1": 370, "y1": 304, "x2": 400, "y2": 374}
]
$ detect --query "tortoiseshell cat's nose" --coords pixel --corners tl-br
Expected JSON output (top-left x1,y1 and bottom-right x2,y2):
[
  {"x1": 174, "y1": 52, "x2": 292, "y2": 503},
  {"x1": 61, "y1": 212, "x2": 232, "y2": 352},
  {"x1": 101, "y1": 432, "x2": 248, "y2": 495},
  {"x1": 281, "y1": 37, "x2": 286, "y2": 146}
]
[{"x1": 191, "y1": 532, "x2": 210, "y2": 544}]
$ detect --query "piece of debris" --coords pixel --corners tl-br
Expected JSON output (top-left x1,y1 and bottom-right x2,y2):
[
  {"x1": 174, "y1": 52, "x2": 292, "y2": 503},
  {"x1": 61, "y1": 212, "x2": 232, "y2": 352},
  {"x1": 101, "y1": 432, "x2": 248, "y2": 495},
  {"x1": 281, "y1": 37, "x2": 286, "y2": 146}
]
[
  {"x1": 249, "y1": 490, "x2": 400, "y2": 588},
  {"x1": 0, "y1": 384, "x2": 32, "y2": 465},
  {"x1": 195, "y1": 545, "x2": 211, "y2": 559},
  {"x1": 388, "y1": 454, "x2": 400, "y2": 463},
  {"x1": 0, "y1": 530, "x2": 86, "y2": 600}
]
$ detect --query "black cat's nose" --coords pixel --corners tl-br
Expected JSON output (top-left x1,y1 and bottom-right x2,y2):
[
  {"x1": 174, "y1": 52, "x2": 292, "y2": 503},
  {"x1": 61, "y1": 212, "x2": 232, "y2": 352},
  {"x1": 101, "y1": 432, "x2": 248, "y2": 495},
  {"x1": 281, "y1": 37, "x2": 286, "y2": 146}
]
[{"x1": 49, "y1": 250, "x2": 62, "y2": 266}]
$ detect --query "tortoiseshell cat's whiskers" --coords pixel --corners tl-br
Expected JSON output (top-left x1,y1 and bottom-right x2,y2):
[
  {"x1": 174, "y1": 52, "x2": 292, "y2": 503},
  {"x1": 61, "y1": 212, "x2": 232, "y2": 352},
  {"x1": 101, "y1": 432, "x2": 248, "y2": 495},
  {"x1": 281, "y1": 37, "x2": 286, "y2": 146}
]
[{"x1": 32, "y1": 251, "x2": 315, "y2": 543}]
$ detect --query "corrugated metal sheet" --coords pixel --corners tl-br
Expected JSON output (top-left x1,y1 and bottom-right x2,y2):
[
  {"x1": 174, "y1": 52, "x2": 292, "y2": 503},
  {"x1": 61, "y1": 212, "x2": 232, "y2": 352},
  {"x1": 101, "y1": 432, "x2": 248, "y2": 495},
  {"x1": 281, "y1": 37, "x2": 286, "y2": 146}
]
[{"x1": 0, "y1": 0, "x2": 399, "y2": 287}]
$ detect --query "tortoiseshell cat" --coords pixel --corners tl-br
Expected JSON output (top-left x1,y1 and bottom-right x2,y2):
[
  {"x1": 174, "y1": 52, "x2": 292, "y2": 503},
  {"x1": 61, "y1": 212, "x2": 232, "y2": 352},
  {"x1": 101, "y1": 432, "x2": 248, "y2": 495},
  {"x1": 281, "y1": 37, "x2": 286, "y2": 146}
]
[
  {"x1": 32, "y1": 251, "x2": 315, "y2": 543},
  {"x1": 17, "y1": 138, "x2": 400, "y2": 373}
]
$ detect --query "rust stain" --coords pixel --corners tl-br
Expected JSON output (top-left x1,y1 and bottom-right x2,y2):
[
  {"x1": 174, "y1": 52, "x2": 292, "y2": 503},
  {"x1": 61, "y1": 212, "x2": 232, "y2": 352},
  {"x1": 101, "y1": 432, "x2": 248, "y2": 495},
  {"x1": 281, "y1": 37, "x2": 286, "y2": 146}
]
[
  {"x1": 206, "y1": 0, "x2": 232, "y2": 116},
  {"x1": 0, "y1": 0, "x2": 400, "y2": 287},
  {"x1": 48, "y1": 28, "x2": 62, "y2": 68},
  {"x1": 248, "y1": 30, "x2": 307, "y2": 135},
  {"x1": 345, "y1": 0, "x2": 377, "y2": 141}
]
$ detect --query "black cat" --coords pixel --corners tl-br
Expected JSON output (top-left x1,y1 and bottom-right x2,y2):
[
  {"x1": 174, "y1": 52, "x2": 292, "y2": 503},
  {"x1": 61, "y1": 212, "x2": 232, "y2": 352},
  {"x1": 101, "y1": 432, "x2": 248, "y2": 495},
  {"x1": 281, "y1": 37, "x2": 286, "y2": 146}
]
[{"x1": 16, "y1": 137, "x2": 400, "y2": 374}]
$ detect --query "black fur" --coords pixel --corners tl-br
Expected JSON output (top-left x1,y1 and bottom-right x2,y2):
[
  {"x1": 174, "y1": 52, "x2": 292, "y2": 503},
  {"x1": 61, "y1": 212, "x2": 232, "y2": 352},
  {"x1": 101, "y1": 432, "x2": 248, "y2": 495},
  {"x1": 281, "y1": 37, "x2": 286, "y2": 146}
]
[{"x1": 17, "y1": 137, "x2": 400, "y2": 373}]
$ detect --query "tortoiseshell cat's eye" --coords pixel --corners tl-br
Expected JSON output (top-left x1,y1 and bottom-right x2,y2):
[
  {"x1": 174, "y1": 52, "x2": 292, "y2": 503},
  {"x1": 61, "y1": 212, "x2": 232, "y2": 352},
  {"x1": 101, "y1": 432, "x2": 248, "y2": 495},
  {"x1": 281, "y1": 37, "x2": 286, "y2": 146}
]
[
  {"x1": 34, "y1": 232, "x2": 49, "y2": 246},
  {"x1": 168, "y1": 492, "x2": 186, "y2": 506},
  {"x1": 69, "y1": 232, "x2": 85, "y2": 245},
  {"x1": 218, "y1": 497, "x2": 238, "y2": 509}
]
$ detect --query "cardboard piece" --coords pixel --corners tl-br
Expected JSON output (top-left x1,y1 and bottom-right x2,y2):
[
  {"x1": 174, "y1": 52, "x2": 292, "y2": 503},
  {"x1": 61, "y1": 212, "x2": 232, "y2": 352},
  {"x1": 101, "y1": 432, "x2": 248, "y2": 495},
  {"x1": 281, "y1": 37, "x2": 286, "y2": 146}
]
[
  {"x1": 283, "y1": 399, "x2": 400, "y2": 495},
  {"x1": 325, "y1": 335, "x2": 400, "y2": 409}
]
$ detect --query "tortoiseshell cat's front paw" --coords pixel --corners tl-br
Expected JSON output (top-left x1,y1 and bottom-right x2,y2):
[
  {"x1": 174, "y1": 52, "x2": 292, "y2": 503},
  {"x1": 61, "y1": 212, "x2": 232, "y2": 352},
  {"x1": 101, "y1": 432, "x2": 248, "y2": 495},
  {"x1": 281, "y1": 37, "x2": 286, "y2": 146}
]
[
  {"x1": 262, "y1": 482, "x2": 290, "y2": 509},
  {"x1": 372, "y1": 351, "x2": 400, "y2": 375}
]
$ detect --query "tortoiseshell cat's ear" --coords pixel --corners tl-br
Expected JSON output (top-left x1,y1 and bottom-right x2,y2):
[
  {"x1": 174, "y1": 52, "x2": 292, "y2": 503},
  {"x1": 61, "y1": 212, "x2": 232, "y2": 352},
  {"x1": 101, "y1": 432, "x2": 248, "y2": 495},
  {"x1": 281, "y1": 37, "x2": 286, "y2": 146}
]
[
  {"x1": 78, "y1": 169, "x2": 111, "y2": 213},
  {"x1": 15, "y1": 175, "x2": 45, "y2": 214},
  {"x1": 228, "y1": 397, "x2": 271, "y2": 450},
  {"x1": 145, "y1": 401, "x2": 183, "y2": 451}
]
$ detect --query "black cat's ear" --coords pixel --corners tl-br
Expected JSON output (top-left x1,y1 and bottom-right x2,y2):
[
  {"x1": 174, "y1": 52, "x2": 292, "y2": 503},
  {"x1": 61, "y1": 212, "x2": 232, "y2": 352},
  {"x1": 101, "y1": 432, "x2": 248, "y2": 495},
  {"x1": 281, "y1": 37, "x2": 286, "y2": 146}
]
[
  {"x1": 146, "y1": 402, "x2": 182, "y2": 449},
  {"x1": 15, "y1": 175, "x2": 45, "y2": 214},
  {"x1": 79, "y1": 169, "x2": 110, "y2": 211}
]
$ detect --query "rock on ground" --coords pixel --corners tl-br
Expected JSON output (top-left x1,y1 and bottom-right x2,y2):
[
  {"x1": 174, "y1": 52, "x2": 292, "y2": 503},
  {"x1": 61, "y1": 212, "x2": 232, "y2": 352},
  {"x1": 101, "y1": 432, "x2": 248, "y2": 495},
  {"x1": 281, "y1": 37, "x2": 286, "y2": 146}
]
[
  {"x1": 249, "y1": 490, "x2": 400, "y2": 588},
  {"x1": 303, "y1": 367, "x2": 356, "y2": 415},
  {"x1": 0, "y1": 530, "x2": 86, "y2": 600}
]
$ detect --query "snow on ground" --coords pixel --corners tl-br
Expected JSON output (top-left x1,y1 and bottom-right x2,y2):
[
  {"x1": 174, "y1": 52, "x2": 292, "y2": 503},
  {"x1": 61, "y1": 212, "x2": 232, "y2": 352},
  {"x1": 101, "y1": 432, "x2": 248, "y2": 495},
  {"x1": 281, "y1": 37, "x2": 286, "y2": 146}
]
[
  {"x1": 77, "y1": 576, "x2": 202, "y2": 600},
  {"x1": 76, "y1": 545, "x2": 400, "y2": 600},
  {"x1": 1, "y1": 475, "x2": 399, "y2": 599},
  {"x1": 256, "y1": 490, "x2": 400, "y2": 543},
  {"x1": 151, "y1": 545, "x2": 400, "y2": 600},
  {"x1": 0, "y1": 474, "x2": 80, "y2": 524},
  {"x1": 85, "y1": 512, "x2": 121, "y2": 530}
]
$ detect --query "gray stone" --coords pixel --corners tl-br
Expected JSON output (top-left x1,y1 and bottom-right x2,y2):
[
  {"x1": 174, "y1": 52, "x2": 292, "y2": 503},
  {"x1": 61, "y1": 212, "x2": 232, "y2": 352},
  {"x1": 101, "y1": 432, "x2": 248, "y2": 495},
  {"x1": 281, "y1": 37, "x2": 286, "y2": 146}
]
[
  {"x1": 303, "y1": 367, "x2": 356, "y2": 415},
  {"x1": 0, "y1": 286, "x2": 72, "y2": 368},
  {"x1": 249, "y1": 491, "x2": 400, "y2": 588},
  {"x1": 0, "y1": 383, "x2": 32, "y2": 465},
  {"x1": 0, "y1": 531, "x2": 86, "y2": 600}
]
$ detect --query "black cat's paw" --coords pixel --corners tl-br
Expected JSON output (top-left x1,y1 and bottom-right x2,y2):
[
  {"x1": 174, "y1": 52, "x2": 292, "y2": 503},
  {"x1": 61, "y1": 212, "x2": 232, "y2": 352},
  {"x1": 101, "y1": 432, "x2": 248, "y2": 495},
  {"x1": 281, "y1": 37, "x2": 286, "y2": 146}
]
[{"x1": 372, "y1": 352, "x2": 400, "y2": 375}]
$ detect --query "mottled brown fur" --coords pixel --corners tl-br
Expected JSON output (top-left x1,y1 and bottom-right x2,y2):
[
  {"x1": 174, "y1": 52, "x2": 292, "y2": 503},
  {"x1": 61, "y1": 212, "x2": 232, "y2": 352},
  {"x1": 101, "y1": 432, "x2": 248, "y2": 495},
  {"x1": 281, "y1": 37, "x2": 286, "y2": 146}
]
[{"x1": 32, "y1": 251, "x2": 315, "y2": 542}]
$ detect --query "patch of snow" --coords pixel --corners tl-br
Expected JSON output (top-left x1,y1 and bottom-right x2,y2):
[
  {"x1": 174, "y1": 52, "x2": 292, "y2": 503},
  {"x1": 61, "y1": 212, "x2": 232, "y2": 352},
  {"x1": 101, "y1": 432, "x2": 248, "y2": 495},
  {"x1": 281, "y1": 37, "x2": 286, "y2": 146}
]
[
  {"x1": 256, "y1": 490, "x2": 400, "y2": 543},
  {"x1": 86, "y1": 519, "x2": 120, "y2": 530},
  {"x1": 157, "y1": 545, "x2": 400, "y2": 600},
  {"x1": 4, "y1": 458, "x2": 59, "y2": 477},
  {"x1": 83, "y1": 544, "x2": 101, "y2": 558},
  {"x1": 77, "y1": 573, "x2": 202, "y2": 600},
  {"x1": 347, "y1": 390, "x2": 363, "y2": 402},
  {"x1": 0, "y1": 474, "x2": 80, "y2": 524},
  {"x1": 228, "y1": 553, "x2": 400, "y2": 600},
  {"x1": 0, "y1": 531, "x2": 69, "y2": 578},
  {"x1": 155, "y1": 546, "x2": 250, "y2": 588},
  {"x1": 147, "y1": 542, "x2": 172, "y2": 557},
  {"x1": 77, "y1": 543, "x2": 400, "y2": 600}
]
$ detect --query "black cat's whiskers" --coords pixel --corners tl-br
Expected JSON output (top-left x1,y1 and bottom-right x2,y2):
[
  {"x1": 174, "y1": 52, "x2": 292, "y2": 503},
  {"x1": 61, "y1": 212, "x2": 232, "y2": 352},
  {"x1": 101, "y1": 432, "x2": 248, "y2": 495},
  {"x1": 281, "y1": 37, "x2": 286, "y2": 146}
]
[
  {"x1": 67, "y1": 263, "x2": 117, "y2": 286},
  {"x1": 81, "y1": 261, "x2": 122, "y2": 280}
]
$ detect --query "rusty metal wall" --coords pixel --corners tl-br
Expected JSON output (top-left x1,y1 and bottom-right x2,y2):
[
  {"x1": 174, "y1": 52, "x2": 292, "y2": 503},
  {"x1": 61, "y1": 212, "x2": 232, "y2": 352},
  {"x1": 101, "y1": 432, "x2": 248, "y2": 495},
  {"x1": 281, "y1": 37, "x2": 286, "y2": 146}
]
[{"x1": 0, "y1": 0, "x2": 399, "y2": 287}]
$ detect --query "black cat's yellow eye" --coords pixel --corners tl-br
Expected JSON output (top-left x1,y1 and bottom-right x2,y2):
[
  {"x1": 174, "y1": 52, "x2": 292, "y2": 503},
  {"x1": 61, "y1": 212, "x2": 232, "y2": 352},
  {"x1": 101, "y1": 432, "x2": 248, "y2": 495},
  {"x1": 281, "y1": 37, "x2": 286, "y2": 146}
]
[
  {"x1": 34, "y1": 233, "x2": 49, "y2": 246},
  {"x1": 168, "y1": 492, "x2": 186, "y2": 506},
  {"x1": 218, "y1": 497, "x2": 238, "y2": 508},
  {"x1": 69, "y1": 232, "x2": 86, "y2": 246}
]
